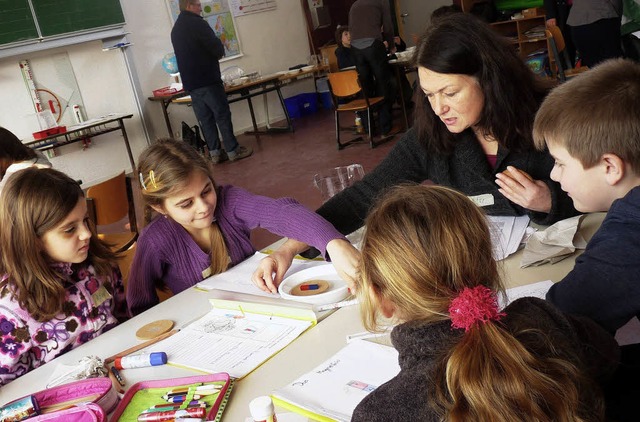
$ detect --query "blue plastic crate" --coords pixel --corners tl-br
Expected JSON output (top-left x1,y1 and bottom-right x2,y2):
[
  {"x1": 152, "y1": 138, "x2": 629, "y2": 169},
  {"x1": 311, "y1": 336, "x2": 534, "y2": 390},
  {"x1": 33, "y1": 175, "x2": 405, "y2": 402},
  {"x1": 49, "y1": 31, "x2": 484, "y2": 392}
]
[
  {"x1": 319, "y1": 91, "x2": 333, "y2": 110},
  {"x1": 298, "y1": 92, "x2": 318, "y2": 116},
  {"x1": 284, "y1": 96, "x2": 301, "y2": 119}
]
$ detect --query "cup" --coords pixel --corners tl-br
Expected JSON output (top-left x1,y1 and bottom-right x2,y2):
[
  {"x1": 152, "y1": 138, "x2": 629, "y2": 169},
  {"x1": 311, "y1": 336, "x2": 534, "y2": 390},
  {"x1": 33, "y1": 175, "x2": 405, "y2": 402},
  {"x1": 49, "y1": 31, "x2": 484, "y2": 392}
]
[{"x1": 313, "y1": 164, "x2": 365, "y2": 202}]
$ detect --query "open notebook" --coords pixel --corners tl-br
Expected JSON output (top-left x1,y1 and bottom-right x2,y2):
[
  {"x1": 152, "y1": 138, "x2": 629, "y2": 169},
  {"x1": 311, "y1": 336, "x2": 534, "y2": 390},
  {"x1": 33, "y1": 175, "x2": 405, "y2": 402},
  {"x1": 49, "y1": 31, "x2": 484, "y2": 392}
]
[
  {"x1": 150, "y1": 299, "x2": 316, "y2": 379},
  {"x1": 272, "y1": 339, "x2": 400, "y2": 422}
]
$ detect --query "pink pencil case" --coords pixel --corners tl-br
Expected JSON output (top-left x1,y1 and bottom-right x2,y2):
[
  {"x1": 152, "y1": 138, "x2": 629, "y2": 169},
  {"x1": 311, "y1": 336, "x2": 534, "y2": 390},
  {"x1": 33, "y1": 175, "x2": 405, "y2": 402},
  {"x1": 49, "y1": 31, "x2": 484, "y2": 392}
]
[
  {"x1": 108, "y1": 373, "x2": 232, "y2": 421},
  {"x1": 4, "y1": 377, "x2": 118, "y2": 421}
]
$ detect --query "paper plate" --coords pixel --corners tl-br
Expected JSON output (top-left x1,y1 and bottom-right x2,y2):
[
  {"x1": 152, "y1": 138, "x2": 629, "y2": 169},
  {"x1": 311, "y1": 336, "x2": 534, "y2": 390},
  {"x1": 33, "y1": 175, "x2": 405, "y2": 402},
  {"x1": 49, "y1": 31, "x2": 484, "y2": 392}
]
[{"x1": 279, "y1": 264, "x2": 349, "y2": 305}]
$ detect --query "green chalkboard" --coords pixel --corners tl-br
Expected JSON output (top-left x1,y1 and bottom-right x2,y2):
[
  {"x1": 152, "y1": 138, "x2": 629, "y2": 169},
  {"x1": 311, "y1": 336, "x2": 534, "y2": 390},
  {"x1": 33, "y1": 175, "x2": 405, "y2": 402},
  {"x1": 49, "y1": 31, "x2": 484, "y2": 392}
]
[
  {"x1": 33, "y1": 0, "x2": 125, "y2": 37},
  {"x1": 0, "y1": 0, "x2": 124, "y2": 46},
  {"x1": 0, "y1": 0, "x2": 39, "y2": 45}
]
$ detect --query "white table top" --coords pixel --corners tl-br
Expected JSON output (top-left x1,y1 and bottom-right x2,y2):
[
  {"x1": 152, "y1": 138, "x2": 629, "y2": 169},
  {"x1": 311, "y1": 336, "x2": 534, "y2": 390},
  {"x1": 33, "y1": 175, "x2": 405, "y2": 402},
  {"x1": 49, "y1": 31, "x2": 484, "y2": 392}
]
[{"x1": 0, "y1": 213, "x2": 606, "y2": 420}]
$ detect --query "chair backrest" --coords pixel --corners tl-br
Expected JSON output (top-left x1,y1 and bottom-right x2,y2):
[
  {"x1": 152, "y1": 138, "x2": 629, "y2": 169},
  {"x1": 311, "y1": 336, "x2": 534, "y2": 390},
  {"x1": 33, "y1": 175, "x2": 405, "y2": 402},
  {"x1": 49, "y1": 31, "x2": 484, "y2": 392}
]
[
  {"x1": 546, "y1": 25, "x2": 565, "y2": 53},
  {"x1": 545, "y1": 28, "x2": 568, "y2": 81},
  {"x1": 320, "y1": 44, "x2": 340, "y2": 73},
  {"x1": 86, "y1": 171, "x2": 135, "y2": 230},
  {"x1": 327, "y1": 70, "x2": 362, "y2": 98}
]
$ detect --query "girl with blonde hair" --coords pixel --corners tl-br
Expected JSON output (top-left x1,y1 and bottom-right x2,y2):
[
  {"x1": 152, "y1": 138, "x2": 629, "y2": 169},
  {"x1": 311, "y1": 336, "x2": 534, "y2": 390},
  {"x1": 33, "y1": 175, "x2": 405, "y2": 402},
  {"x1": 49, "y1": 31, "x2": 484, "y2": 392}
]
[
  {"x1": 352, "y1": 184, "x2": 619, "y2": 421},
  {"x1": 128, "y1": 139, "x2": 358, "y2": 315},
  {"x1": 0, "y1": 168, "x2": 127, "y2": 386}
]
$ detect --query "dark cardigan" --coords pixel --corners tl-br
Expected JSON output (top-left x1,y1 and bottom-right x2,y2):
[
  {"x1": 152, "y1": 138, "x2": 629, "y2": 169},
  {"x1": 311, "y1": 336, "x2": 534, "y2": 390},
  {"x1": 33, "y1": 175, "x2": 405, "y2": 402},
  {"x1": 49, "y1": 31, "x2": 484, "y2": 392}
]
[
  {"x1": 317, "y1": 128, "x2": 577, "y2": 235},
  {"x1": 352, "y1": 297, "x2": 620, "y2": 421}
]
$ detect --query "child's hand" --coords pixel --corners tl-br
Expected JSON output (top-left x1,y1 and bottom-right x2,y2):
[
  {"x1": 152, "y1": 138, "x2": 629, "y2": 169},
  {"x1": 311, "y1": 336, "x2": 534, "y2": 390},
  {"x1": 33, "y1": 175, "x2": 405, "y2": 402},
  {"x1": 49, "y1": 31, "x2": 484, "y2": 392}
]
[
  {"x1": 326, "y1": 239, "x2": 361, "y2": 293},
  {"x1": 495, "y1": 166, "x2": 552, "y2": 213},
  {"x1": 251, "y1": 239, "x2": 308, "y2": 294}
]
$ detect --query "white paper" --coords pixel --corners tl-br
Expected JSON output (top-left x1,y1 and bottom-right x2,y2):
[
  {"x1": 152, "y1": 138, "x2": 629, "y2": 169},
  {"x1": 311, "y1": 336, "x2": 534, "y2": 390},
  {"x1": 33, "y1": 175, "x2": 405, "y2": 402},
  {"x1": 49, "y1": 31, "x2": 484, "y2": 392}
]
[
  {"x1": 487, "y1": 215, "x2": 530, "y2": 261},
  {"x1": 154, "y1": 307, "x2": 312, "y2": 379},
  {"x1": 273, "y1": 339, "x2": 400, "y2": 422},
  {"x1": 498, "y1": 280, "x2": 553, "y2": 309},
  {"x1": 197, "y1": 252, "x2": 328, "y2": 297}
]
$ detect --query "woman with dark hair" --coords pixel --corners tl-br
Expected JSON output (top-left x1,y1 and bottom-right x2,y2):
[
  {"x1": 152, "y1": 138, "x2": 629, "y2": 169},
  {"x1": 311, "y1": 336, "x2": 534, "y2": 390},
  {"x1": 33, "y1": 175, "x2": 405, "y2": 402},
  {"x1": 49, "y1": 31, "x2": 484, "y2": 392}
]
[
  {"x1": 312, "y1": 13, "x2": 576, "y2": 240},
  {"x1": 0, "y1": 127, "x2": 51, "y2": 193}
]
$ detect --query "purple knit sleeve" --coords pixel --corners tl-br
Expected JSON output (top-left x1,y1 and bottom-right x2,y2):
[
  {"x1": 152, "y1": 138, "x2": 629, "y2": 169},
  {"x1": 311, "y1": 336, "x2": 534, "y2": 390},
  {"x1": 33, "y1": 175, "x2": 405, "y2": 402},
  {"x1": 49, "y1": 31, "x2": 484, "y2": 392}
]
[
  {"x1": 126, "y1": 220, "x2": 165, "y2": 316},
  {"x1": 220, "y1": 185, "x2": 346, "y2": 259}
]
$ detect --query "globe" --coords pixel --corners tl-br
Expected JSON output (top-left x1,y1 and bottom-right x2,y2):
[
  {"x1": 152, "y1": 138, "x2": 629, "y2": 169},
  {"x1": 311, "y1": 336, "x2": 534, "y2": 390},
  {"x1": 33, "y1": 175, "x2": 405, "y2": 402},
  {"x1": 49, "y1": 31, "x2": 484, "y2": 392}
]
[{"x1": 162, "y1": 53, "x2": 179, "y2": 74}]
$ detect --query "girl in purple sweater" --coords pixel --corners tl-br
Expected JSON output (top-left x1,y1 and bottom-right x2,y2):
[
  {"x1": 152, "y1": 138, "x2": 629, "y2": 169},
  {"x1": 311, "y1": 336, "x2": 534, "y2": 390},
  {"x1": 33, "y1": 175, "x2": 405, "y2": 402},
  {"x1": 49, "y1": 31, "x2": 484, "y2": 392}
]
[{"x1": 127, "y1": 139, "x2": 358, "y2": 315}]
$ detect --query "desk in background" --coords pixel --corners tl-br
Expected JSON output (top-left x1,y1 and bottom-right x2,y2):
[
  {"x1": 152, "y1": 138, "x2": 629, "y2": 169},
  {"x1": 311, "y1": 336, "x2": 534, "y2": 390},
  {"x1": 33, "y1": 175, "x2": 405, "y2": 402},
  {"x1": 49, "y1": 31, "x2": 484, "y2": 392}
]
[
  {"x1": 388, "y1": 58, "x2": 416, "y2": 131},
  {"x1": 148, "y1": 65, "x2": 329, "y2": 138},
  {"x1": 24, "y1": 113, "x2": 136, "y2": 172},
  {"x1": 0, "y1": 213, "x2": 606, "y2": 420}
]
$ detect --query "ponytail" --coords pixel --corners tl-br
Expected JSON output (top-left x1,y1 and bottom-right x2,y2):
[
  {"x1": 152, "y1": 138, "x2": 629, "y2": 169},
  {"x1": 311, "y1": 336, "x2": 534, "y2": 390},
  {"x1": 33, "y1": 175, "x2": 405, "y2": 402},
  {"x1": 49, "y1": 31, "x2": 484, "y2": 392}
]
[{"x1": 433, "y1": 322, "x2": 603, "y2": 422}]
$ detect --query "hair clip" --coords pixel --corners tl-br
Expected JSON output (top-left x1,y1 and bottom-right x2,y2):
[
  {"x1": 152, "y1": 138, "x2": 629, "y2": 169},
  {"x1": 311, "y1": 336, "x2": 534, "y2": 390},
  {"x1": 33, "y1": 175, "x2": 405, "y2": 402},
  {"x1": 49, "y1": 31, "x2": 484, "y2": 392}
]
[
  {"x1": 149, "y1": 170, "x2": 157, "y2": 189},
  {"x1": 139, "y1": 172, "x2": 147, "y2": 190}
]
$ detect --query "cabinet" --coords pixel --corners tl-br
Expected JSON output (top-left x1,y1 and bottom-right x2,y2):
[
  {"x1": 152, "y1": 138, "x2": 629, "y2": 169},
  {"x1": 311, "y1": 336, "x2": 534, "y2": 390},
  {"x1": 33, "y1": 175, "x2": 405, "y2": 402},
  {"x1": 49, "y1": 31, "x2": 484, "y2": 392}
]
[{"x1": 490, "y1": 16, "x2": 552, "y2": 75}]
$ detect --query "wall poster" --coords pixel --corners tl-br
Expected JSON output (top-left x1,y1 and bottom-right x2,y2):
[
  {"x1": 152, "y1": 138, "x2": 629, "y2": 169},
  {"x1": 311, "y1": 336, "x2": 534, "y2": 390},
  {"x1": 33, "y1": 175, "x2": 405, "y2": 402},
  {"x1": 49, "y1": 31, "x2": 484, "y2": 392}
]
[{"x1": 166, "y1": 0, "x2": 242, "y2": 60}]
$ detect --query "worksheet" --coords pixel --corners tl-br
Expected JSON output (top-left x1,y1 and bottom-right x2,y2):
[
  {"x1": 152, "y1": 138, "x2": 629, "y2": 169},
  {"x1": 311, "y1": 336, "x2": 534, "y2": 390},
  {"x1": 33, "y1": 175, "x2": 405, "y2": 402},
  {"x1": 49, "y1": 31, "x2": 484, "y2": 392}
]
[{"x1": 155, "y1": 306, "x2": 312, "y2": 379}]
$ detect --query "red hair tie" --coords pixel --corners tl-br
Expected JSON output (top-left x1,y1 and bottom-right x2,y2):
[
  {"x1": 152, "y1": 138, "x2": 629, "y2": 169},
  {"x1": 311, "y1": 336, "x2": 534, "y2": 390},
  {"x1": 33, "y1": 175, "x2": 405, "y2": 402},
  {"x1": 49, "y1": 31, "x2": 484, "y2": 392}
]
[{"x1": 448, "y1": 285, "x2": 505, "y2": 332}]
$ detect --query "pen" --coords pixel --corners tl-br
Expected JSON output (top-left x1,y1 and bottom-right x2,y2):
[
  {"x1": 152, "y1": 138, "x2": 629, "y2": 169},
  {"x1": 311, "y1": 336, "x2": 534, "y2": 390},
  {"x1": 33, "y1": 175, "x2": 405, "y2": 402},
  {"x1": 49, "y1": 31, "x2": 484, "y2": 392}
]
[
  {"x1": 162, "y1": 389, "x2": 218, "y2": 400},
  {"x1": 143, "y1": 403, "x2": 206, "y2": 413},
  {"x1": 148, "y1": 401, "x2": 205, "y2": 410},
  {"x1": 110, "y1": 366, "x2": 125, "y2": 386},
  {"x1": 315, "y1": 298, "x2": 359, "y2": 312},
  {"x1": 165, "y1": 384, "x2": 221, "y2": 396}
]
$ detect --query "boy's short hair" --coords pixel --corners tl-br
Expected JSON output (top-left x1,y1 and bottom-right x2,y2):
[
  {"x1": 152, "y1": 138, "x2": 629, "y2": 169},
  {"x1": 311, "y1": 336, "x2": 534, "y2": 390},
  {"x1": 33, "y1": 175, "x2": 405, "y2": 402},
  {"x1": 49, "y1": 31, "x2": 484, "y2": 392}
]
[{"x1": 533, "y1": 58, "x2": 640, "y2": 173}]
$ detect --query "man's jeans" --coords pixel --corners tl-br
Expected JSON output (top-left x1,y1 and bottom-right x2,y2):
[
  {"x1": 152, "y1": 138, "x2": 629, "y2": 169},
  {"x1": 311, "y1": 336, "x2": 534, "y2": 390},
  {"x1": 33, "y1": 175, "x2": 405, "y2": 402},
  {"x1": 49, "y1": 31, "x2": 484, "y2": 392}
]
[{"x1": 189, "y1": 83, "x2": 239, "y2": 154}]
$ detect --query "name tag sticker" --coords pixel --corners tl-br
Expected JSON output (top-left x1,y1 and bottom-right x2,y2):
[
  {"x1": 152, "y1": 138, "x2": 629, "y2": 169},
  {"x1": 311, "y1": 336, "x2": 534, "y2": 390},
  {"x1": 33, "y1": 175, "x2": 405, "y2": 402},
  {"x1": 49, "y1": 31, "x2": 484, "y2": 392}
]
[
  {"x1": 468, "y1": 193, "x2": 495, "y2": 207},
  {"x1": 91, "y1": 285, "x2": 112, "y2": 307}
]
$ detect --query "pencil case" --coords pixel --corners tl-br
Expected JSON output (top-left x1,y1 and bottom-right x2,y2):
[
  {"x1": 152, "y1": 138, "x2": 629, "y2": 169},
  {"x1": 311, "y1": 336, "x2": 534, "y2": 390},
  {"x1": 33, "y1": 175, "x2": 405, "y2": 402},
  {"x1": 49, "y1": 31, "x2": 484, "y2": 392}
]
[
  {"x1": 108, "y1": 373, "x2": 232, "y2": 422},
  {"x1": 2, "y1": 377, "x2": 118, "y2": 421}
]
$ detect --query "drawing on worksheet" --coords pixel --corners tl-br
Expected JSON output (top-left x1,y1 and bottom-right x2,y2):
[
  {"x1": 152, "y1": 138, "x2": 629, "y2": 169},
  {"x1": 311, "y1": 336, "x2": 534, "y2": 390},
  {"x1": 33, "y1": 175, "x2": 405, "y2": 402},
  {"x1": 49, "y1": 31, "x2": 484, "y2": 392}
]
[
  {"x1": 228, "y1": 0, "x2": 276, "y2": 16},
  {"x1": 166, "y1": 0, "x2": 242, "y2": 59}
]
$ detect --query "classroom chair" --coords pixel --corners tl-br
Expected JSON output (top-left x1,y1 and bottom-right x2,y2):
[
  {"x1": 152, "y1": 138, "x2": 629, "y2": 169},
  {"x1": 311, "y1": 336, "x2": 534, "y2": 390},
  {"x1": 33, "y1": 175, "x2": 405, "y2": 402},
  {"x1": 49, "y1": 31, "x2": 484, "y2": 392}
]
[
  {"x1": 86, "y1": 171, "x2": 138, "y2": 253},
  {"x1": 546, "y1": 25, "x2": 589, "y2": 82},
  {"x1": 327, "y1": 69, "x2": 385, "y2": 150}
]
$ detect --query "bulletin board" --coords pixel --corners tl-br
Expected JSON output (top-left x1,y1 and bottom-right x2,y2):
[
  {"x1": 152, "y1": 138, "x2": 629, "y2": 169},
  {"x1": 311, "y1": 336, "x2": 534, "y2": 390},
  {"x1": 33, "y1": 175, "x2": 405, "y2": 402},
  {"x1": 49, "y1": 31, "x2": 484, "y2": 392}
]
[{"x1": 166, "y1": 0, "x2": 242, "y2": 60}]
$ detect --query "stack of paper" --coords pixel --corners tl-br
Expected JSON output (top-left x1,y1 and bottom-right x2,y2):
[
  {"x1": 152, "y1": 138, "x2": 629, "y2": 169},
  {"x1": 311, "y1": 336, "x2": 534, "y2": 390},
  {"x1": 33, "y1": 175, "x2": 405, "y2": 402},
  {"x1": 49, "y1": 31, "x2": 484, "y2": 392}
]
[{"x1": 487, "y1": 215, "x2": 530, "y2": 261}]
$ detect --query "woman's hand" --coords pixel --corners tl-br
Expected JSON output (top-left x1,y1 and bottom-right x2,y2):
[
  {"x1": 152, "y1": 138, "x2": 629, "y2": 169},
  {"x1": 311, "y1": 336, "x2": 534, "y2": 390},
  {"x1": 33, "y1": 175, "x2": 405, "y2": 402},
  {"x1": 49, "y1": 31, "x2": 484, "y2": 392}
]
[
  {"x1": 326, "y1": 239, "x2": 361, "y2": 293},
  {"x1": 251, "y1": 239, "x2": 308, "y2": 294},
  {"x1": 495, "y1": 166, "x2": 552, "y2": 213}
]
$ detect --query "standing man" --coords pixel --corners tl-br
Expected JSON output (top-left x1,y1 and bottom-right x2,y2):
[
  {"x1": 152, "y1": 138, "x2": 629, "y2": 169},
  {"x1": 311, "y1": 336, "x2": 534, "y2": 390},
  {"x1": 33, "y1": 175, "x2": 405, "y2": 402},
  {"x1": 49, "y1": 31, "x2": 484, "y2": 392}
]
[
  {"x1": 171, "y1": 0, "x2": 252, "y2": 163},
  {"x1": 348, "y1": 0, "x2": 396, "y2": 137}
]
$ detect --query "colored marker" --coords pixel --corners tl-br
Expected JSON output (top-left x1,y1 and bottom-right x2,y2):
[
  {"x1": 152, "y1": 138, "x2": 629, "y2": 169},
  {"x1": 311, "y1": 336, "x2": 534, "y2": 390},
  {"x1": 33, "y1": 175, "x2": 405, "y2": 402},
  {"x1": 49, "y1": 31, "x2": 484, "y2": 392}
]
[
  {"x1": 137, "y1": 407, "x2": 206, "y2": 421},
  {"x1": 300, "y1": 283, "x2": 320, "y2": 291},
  {"x1": 165, "y1": 384, "x2": 221, "y2": 396},
  {"x1": 164, "y1": 395, "x2": 188, "y2": 403},
  {"x1": 143, "y1": 403, "x2": 206, "y2": 413},
  {"x1": 148, "y1": 401, "x2": 205, "y2": 410},
  {"x1": 110, "y1": 366, "x2": 125, "y2": 386}
]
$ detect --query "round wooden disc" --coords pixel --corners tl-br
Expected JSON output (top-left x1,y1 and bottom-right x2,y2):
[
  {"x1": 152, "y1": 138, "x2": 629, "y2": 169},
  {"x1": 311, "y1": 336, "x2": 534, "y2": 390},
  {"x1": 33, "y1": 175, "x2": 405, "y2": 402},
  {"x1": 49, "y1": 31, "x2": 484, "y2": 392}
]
[
  {"x1": 135, "y1": 319, "x2": 174, "y2": 340},
  {"x1": 290, "y1": 280, "x2": 330, "y2": 296}
]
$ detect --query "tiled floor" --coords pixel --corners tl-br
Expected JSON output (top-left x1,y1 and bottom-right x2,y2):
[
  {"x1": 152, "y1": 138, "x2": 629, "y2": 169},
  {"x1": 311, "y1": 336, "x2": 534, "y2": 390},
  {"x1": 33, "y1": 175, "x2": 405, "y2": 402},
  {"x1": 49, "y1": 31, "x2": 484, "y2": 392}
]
[{"x1": 210, "y1": 108, "x2": 401, "y2": 249}]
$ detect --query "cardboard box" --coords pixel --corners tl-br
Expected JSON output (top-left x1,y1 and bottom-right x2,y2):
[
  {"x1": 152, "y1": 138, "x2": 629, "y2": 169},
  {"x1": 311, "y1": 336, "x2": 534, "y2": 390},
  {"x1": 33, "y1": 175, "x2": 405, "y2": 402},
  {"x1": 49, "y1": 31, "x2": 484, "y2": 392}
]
[{"x1": 522, "y1": 7, "x2": 545, "y2": 18}]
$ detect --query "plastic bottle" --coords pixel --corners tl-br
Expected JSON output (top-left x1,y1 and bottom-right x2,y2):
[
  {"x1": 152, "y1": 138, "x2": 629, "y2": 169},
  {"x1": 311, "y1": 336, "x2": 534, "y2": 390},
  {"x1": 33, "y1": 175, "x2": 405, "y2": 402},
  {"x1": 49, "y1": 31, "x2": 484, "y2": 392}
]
[
  {"x1": 249, "y1": 396, "x2": 277, "y2": 422},
  {"x1": 114, "y1": 352, "x2": 167, "y2": 370},
  {"x1": 355, "y1": 115, "x2": 364, "y2": 134}
]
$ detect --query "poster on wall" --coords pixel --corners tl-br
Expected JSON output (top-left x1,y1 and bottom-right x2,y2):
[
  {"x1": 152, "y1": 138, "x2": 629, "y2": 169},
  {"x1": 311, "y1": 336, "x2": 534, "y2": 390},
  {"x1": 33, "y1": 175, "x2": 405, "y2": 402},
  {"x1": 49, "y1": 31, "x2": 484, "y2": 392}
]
[
  {"x1": 228, "y1": 0, "x2": 277, "y2": 17},
  {"x1": 166, "y1": 0, "x2": 242, "y2": 60}
]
